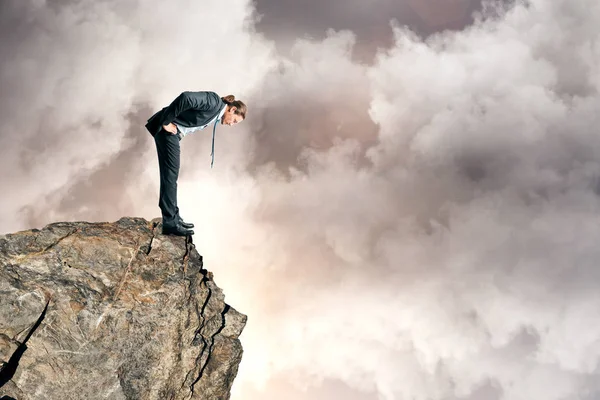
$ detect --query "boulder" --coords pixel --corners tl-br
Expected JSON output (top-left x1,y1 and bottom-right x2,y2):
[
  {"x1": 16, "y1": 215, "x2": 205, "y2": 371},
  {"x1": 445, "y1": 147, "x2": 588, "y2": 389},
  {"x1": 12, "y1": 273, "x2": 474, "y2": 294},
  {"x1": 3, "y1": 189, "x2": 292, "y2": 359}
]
[{"x1": 0, "y1": 217, "x2": 246, "y2": 400}]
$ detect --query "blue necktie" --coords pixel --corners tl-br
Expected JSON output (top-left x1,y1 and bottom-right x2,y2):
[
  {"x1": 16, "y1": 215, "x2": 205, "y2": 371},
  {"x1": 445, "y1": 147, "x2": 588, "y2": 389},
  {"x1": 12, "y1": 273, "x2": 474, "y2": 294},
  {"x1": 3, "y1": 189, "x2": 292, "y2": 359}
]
[{"x1": 210, "y1": 117, "x2": 219, "y2": 168}]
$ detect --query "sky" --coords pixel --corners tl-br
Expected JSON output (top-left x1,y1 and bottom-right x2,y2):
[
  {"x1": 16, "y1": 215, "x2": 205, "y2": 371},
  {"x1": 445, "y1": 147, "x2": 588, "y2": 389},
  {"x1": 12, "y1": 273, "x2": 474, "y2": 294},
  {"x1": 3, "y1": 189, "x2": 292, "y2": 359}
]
[{"x1": 2, "y1": 0, "x2": 600, "y2": 399}]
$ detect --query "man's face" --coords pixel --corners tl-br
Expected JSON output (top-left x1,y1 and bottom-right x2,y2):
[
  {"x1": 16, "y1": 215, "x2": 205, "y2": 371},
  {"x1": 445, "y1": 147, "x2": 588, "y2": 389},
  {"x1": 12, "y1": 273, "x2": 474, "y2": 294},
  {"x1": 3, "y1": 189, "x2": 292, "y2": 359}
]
[{"x1": 221, "y1": 106, "x2": 244, "y2": 126}]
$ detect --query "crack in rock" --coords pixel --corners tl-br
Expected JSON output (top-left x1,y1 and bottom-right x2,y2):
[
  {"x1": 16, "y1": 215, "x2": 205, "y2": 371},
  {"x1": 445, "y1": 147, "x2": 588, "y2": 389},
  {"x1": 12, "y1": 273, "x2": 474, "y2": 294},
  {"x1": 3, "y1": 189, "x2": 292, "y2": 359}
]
[
  {"x1": 42, "y1": 229, "x2": 78, "y2": 253},
  {"x1": 143, "y1": 222, "x2": 159, "y2": 256},
  {"x1": 0, "y1": 298, "x2": 51, "y2": 388},
  {"x1": 190, "y1": 301, "x2": 230, "y2": 397}
]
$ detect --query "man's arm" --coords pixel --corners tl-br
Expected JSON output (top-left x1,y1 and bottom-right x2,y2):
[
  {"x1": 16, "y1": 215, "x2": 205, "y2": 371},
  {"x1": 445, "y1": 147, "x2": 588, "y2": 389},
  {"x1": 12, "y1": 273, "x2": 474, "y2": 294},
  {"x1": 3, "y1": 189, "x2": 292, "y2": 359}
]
[{"x1": 159, "y1": 91, "x2": 217, "y2": 127}]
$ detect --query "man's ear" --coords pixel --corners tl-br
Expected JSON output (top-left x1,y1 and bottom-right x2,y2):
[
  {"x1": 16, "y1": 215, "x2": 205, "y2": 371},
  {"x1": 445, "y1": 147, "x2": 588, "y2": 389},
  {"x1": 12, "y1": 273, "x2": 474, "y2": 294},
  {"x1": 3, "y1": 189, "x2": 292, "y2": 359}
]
[{"x1": 230, "y1": 106, "x2": 237, "y2": 113}]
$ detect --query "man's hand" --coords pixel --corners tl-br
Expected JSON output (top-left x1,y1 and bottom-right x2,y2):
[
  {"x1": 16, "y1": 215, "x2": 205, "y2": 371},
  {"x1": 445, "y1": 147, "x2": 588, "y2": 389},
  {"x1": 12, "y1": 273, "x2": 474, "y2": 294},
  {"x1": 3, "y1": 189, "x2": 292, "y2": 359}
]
[{"x1": 162, "y1": 122, "x2": 178, "y2": 135}]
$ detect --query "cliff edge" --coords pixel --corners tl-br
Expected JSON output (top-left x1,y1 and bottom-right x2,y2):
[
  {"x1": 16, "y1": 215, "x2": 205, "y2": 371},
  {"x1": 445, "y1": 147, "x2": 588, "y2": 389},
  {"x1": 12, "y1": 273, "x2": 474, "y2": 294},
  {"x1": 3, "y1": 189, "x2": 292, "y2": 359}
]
[{"x1": 0, "y1": 217, "x2": 245, "y2": 400}]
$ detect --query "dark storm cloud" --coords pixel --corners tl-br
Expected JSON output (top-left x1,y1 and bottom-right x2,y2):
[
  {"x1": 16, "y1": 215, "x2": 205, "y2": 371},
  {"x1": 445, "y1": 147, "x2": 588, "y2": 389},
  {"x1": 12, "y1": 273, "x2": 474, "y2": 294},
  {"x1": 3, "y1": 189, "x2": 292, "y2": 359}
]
[{"x1": 254, "y1": 0, "x2": 483, "y2": 59}]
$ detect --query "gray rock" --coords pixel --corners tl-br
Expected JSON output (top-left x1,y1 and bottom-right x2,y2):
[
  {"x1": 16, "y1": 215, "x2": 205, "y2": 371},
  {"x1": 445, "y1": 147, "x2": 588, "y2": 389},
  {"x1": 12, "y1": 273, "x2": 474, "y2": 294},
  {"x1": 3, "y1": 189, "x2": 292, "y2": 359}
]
[{"x1": 0, "y1": 217, "x2": 246, "y2": 400}]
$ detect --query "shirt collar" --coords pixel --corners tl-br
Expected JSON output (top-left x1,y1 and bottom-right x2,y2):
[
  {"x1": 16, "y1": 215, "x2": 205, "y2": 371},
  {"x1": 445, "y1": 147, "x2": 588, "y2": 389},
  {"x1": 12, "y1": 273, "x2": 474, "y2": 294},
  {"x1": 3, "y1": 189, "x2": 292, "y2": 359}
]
[{"x1": 217, "y1": 104, "x2": 227, "y2": 121}]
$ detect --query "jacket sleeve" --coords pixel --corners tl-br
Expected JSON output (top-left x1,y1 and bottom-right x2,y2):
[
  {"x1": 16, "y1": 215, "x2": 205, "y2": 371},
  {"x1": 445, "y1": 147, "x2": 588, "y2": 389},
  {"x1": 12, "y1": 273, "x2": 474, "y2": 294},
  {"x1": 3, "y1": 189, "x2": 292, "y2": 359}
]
[{"x1": 159, "y1": 91, "x2": 218, "y2": 126}]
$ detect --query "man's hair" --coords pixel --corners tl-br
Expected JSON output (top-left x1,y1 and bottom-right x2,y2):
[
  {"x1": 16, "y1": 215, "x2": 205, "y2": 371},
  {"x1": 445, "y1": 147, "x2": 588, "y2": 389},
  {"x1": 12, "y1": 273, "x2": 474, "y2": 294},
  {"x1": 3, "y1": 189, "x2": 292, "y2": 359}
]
[{"x1": 221, "y1": 95, "x2": 247, "y2": 118}]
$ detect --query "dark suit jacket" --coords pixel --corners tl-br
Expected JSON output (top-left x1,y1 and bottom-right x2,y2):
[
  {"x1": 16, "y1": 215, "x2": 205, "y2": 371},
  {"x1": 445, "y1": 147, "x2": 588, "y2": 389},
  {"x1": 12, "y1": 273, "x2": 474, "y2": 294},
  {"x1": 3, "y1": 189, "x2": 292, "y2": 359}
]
[{"x1": 145, "y1": 91, "x2": 225, "y2": 137}]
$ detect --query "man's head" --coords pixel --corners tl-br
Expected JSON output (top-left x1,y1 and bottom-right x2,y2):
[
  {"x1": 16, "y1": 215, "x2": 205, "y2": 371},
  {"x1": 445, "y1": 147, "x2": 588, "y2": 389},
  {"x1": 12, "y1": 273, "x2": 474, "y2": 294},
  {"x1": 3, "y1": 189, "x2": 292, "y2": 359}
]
[{"x1": 221, "y1": 95, "x2": 247, "y2": 126}]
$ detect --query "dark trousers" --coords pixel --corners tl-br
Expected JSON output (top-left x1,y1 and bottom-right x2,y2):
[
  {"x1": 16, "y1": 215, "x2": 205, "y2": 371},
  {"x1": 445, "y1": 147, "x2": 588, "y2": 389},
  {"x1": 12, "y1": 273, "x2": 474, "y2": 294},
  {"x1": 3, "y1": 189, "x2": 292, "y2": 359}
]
[{"x1": 154, "y1": 129, "x2": 181, "y2": 228}]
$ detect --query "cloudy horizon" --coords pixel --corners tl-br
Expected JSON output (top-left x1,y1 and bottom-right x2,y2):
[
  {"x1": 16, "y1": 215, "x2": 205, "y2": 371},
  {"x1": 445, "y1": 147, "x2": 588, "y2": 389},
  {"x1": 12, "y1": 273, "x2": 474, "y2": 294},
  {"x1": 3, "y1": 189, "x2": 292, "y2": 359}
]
[{"x1": 2, "y1": 0, "x2": 600, "y2": 399}]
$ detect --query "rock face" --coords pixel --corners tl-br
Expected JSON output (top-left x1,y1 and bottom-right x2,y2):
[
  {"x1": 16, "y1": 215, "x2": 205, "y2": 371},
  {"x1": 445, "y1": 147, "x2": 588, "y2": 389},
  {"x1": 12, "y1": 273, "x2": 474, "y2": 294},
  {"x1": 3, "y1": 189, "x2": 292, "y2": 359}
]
[{"x1": 0, "y1": 217, "x2": 246, "y2": 400}]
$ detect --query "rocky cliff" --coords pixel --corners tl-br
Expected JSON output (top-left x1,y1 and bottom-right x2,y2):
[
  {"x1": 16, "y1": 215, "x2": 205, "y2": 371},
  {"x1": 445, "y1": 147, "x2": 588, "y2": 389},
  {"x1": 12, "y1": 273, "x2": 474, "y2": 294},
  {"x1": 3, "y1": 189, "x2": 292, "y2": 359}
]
[{"x1": 0, "y1": 217, "x2": 246, "y2": 400}]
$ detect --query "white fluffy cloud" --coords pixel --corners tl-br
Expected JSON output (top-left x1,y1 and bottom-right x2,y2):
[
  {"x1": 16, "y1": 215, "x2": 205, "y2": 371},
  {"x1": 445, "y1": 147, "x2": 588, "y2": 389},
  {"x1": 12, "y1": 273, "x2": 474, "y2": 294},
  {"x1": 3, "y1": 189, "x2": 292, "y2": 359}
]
[
  {"x1": 227, "y1": 1, "x2": 600, "y2": 399},
  {"x1": 0, "y1": 0, "x2": 274, "y2": 232}
]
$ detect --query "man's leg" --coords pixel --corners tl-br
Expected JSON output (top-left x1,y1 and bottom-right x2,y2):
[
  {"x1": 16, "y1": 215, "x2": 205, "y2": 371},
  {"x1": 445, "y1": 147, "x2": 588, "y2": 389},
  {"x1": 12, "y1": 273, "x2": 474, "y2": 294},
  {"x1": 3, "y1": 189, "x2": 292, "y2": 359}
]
[{"x1": 154, "y1": 129, "x2": 181, "y2": 229}]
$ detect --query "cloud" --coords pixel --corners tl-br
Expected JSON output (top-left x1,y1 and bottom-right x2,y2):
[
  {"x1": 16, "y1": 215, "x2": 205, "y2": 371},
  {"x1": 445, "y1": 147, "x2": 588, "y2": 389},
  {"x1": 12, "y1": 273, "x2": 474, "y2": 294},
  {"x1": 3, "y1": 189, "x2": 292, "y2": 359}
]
[
  {"x1": 0, "y1": 0, "x2": 274, "y2": 232},
  {"x1": 3, "y1": 0, "x2": 600, "y2": 399},
  {"x1": 253, "y1": 0, "x2": 483, "y2": 62},
  {"x1": 225, "y1": 1, "x2": 600, "y2": 399}
]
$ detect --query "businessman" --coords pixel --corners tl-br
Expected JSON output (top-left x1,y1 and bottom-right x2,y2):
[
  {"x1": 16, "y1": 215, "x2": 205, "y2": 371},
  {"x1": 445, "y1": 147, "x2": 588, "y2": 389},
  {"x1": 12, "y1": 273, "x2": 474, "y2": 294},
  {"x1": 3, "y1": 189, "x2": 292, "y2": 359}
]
[{"x1": 145, "y1": 91, "x2": 247, "y2": 236}]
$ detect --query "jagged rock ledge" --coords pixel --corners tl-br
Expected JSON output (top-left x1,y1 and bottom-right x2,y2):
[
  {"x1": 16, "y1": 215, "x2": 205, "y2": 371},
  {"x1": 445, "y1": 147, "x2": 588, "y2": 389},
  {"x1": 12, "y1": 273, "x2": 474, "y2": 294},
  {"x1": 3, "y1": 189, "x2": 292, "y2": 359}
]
[{"x1": 0, "y1": 217, "x2": 246, "y2": 400}]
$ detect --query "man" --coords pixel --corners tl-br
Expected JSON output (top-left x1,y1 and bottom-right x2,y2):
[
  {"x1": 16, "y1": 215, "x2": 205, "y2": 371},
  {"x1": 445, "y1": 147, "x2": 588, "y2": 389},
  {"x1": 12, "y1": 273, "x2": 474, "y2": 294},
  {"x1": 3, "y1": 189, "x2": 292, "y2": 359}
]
[{"x1": 145, "y1": 91, "x2": 247, "y2": 236}]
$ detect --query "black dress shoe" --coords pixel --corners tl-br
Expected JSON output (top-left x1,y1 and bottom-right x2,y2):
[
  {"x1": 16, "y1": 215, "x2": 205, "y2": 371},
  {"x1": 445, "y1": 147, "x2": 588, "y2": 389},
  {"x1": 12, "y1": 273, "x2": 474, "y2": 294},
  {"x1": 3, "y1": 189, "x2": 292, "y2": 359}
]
[
  {"x1": 162, "y1": 224, "x2": 194, "y2": 236},
  {"x1": 179, "y1": 220, "x2": 194, "y2": 229}
]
